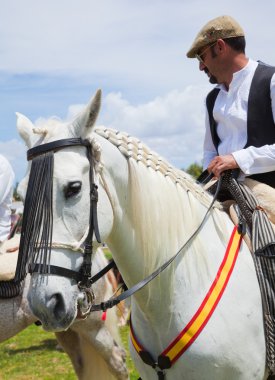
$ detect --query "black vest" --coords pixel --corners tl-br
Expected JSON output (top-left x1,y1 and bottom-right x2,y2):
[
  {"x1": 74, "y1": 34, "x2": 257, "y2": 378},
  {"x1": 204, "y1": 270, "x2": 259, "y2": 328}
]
[{"x1": 206, "y1": 63, "x2": 275, "y2": 188}]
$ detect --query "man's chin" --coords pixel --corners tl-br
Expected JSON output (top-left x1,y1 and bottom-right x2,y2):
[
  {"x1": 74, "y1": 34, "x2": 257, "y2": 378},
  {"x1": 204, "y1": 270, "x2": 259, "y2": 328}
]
[
  {"x1": 209, "y1": 75, "x2": 218, "y2": 84},
  {"x1": 204, "y1": 69, "x2": 218, "y2": 84}
]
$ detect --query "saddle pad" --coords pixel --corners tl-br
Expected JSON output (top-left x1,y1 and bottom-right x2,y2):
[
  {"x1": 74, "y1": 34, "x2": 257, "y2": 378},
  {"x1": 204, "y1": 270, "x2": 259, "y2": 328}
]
[{"x1": 0, "y1": 235, "x2": 19, "y2": 281}]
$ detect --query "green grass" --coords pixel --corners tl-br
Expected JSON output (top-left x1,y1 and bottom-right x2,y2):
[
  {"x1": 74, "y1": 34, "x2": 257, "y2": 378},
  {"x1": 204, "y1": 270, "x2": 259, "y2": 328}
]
[
  {"x1": 0, "y1": 323, "x2": 140, "y2": 379},
  {"x1": 101, "y1": 246, "x2": 113, "y2": 261},
  {"x1": 0, "y1": 246, "x2": 140, "y2": 379},
  {"x1": 120, "y1": 325, "x2": 140, "y2": 379},
  {"x1": 0, "y1": 325, "x2": 75, "y2": 380}
]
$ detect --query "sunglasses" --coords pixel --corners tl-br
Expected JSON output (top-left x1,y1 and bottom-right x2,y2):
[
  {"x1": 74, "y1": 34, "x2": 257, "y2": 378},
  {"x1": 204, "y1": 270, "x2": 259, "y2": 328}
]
[{"x1": 195, "y1": 41, "x2": 217, "y2": 64}]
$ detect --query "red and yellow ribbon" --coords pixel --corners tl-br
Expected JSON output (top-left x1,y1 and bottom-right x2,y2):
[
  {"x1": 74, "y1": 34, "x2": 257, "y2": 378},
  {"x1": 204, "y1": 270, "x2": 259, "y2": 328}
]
[{"x1": 130, "y1": 226, "x2": 242, "y2": 365}]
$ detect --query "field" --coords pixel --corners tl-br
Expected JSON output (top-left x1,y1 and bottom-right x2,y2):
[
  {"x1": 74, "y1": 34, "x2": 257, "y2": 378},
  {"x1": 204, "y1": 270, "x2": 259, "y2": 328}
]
[{"x1": 0, "y1": 324, "x2": 140, "y2": 379}]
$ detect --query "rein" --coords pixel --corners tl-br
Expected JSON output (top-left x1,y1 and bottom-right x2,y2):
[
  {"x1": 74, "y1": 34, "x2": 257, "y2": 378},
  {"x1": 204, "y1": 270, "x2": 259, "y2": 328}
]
[{"x1": 90, "y1": 176, "x2": 223, "y2": 312}]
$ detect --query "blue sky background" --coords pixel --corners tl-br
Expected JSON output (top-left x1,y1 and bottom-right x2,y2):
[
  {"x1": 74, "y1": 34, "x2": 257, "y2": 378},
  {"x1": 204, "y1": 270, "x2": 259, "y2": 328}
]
[{"x1": 1, "y1": 0, "x2": 275, "y2": 182}]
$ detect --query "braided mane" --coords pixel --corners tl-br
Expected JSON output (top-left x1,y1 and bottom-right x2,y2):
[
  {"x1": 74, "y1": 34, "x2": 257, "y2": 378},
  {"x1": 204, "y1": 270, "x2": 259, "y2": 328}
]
[{"x1": 95, "y1": 127, "x2": 218, "y2": 209}]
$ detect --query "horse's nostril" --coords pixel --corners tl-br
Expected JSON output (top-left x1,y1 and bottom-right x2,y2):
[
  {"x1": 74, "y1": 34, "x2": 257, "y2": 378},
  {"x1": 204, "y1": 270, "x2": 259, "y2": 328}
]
[{"x1": 47, "y1": 293, "x2": 65, "y2": 320}]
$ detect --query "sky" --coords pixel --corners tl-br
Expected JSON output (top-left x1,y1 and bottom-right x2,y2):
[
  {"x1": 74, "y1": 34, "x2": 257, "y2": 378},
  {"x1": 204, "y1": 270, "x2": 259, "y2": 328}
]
[{"x1": 1, "y1": 0, "x2": 275, "y2": 182}]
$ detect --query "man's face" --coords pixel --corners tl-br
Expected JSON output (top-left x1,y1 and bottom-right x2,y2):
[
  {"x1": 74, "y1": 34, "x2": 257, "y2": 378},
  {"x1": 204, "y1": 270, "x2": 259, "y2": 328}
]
[{"x1": 196, "y1": 42, "x2": 219, "y2": 84}]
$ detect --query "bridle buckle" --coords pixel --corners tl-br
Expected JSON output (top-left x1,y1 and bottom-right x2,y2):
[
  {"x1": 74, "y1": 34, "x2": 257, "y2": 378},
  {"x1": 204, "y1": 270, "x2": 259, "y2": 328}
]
[{"x1": 77, "y1": 281, "x2": 95, "y2": 318}]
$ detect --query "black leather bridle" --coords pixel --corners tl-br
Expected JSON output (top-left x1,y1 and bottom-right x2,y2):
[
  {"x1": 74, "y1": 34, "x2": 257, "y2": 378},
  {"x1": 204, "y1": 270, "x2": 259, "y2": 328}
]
[{"x1": 24, "y1": 138, "x2": 103, "y2": 289}]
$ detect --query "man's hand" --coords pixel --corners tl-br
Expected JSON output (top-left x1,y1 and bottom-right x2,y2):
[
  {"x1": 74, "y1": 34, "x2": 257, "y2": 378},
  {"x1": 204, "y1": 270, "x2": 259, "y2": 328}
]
[
  {"x1": 207, "y1": 154, "x2": 239, "y2": 177},
  {"x1": 6, "y1": 246, "x2": 19, "y2": 253}
]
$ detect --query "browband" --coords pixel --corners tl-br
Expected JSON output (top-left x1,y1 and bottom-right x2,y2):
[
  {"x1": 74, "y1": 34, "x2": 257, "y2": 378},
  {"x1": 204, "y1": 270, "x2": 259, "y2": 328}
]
[{"x1": 27, "y1": 138, "x2": 90, "y2": 161}]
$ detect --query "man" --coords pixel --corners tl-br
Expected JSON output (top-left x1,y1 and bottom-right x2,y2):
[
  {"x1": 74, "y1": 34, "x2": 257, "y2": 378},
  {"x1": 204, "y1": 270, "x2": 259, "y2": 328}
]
[
  {"x1": 186, "y1": 15, "x2": 275, "y2": 187},
  {"x1": 0, "y1": 154, "x2": 15, "y2": 244}
]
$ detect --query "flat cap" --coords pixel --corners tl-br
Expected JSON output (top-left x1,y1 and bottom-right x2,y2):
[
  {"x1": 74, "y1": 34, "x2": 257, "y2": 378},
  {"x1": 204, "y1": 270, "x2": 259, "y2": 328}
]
[{"x1": 186, "y1": 15, "x2": 245, "y2": 58}]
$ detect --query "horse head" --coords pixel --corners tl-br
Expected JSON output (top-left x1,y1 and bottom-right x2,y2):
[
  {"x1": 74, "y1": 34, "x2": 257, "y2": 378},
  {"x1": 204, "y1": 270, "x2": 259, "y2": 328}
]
[{"x1": 17, "y1": 90, "x2": 115, "y2": 331}]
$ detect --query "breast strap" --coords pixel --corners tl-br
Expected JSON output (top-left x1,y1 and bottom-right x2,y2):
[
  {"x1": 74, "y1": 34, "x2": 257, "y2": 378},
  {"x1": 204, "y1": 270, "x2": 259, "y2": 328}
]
[{"x1": 130, "y1": 226, "x2": 243, "y2": 379}]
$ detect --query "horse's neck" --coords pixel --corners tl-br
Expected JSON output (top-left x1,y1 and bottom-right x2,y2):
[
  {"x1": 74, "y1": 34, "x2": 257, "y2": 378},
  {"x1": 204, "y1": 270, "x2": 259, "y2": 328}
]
[
  {"x1": 109, "y1": 191, "x2": 233, "y2": 321},
  {"x1": 100, "y1": 140, "x2": 233, "y2": 314}
]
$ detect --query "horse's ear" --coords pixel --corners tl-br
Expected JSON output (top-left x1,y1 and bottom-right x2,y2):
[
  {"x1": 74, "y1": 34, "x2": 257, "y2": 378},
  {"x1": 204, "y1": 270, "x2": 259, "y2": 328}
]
[
  {"x1": 16, "y1": 112, "x2": 35, "y2": 148},
  {"x1": 71, "y1": 89, "x2": 102, "y2": 137}
]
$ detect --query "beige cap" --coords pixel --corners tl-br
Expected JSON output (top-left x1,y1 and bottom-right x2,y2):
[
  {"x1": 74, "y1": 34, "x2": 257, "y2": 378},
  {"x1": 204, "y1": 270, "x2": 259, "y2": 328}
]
[{"x1": 186, "y1": 15, "x2": 245, "y2": 58}]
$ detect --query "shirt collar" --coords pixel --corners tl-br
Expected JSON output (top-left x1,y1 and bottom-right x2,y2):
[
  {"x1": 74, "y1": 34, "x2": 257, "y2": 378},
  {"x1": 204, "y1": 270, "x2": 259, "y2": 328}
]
[{"x1": 217, "y1": 59, "x2": 258, "y2": 92}]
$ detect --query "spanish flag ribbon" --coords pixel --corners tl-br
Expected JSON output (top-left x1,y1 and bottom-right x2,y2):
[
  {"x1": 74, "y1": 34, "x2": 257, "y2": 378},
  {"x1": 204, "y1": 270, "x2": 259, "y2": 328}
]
[{"x1": 130, "y1": 226, "x2": 242, "y2": 368}]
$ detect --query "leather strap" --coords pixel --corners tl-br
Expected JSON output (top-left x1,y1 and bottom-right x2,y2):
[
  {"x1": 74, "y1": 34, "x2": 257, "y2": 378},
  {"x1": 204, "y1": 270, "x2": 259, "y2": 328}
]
[
  {"x1": 90, "y1": 177, "x2": 223, "y2": 312},
  {"x1": 30, "y1": 259, "x2": 115, "y2": 284},
  {"x1": 27, "y1": 138, "x2": 90, "y2": 160}
]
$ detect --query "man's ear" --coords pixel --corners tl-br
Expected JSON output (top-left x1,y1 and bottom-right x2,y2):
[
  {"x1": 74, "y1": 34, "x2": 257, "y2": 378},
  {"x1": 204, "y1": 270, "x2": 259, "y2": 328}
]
[{"x1": 216, "y1": 39, "x2": 226, "y2": 53}]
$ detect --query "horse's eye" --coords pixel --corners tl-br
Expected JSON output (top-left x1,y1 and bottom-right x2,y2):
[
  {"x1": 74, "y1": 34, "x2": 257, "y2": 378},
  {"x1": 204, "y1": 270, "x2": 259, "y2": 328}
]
[{"x1": 64, "y1": 181, "x2": 82, "y2": 199}]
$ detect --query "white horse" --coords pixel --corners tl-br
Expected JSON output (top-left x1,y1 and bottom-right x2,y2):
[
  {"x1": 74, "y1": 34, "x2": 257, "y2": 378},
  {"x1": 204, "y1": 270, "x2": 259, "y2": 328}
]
[
  {"x1": 17, "y1": 90, "x2": 268, "y2": 379},
  {"x1": 0, "y1": 241, "x2": 128, "y2": 380}
]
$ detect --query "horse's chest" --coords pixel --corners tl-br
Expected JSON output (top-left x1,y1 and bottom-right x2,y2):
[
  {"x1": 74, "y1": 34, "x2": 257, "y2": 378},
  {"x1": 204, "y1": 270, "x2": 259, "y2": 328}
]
[{"x1": 130, "y1": 309, "x2": 265, "y2": 380}]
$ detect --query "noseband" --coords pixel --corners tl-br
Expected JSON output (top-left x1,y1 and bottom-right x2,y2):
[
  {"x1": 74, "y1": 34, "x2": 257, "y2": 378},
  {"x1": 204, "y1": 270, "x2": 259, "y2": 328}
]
[{"x1": 16, "y1": 137, "x2": 102, "y2": 293}]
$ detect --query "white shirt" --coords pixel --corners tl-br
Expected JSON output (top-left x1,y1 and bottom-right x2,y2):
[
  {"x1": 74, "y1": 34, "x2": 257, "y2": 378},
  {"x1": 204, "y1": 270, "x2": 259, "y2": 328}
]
[
  {"x1": 0, "y1": 154, "x2": 15, "y2": 242},
  {"x1": 203, "y1": 59, "x2": 275, "y2": 176}
]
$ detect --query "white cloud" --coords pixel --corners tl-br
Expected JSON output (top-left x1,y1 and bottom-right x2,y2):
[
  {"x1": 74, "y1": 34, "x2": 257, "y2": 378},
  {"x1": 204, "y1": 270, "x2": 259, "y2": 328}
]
[
  {"x1": 4, "y1": 85, "x2": 210, "y2": 181},
  {"x1": 1, "y1": 0, "x2": 275, "y2": 92},
  {"x1": 100, "y1": 87, "x2": 210, "y2": 167},
  {"x1": 101, "y1": 86, "x2": 209, "y2": 136},
  {"x1": 2, "y1": 0, "x2": 275, "y2": 180},
  {"x1": 67, "y1": 85, "x2": 210, "y2": 168}
]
